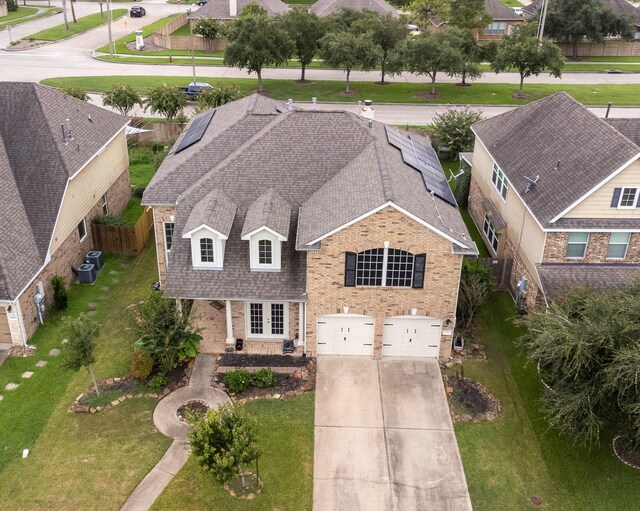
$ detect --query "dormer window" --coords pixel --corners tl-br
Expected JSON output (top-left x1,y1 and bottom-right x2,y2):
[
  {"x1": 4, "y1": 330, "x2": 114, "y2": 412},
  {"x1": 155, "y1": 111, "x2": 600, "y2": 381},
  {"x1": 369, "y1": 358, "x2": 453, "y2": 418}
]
[
  {"x1": 200, "y1": 238, "x2": 215, "y2": 263},
  {"x1": 187, "y1": 227, "x2": 225, "y2": 269},
  {"x1": 246, "y1": 230, "x2": 282, "y2": 271},
  {"x1": 258, "y1": 239, "x2": 273, "y2": 265}
]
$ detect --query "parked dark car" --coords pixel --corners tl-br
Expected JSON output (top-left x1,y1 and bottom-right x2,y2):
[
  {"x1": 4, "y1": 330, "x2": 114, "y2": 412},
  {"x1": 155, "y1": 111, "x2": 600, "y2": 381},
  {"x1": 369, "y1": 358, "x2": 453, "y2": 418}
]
[
  {"x1": 130, "y1": 6, "x2": 146, "y2": 17},
  {"x1": 197, "y1": 0, "x2": 208, "y2": 5}
]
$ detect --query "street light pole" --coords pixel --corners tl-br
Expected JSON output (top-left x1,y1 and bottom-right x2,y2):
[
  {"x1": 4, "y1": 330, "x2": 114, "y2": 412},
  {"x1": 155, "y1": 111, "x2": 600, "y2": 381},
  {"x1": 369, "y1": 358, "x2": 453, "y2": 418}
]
[
  {"x1": 107, "y1": 0, "x2": 114, "y2": 56},
  {"x1": 187, "y1": 9, "x2": 196, "y2": 84}
]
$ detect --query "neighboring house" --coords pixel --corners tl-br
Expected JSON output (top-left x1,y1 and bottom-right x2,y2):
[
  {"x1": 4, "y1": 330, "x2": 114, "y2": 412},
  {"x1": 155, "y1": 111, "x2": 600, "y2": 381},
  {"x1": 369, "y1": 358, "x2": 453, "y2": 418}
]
[
  {"x1": 465, "y1": 92, "x2": 640, "y2": 308},
  {"x1": 195, "y1": 0, "x2": 288, "y2": 18},
  {"x1": 0, "y1": 0, "x2": 8, "y2": 18},
  {"x1": 0, "y1": 83, "x2": 131, "y2": 346},
  {"x1": 429, "y1": 0, "x2": 523, "y2": 40},
  {"x1": 142, "y1": 95, "x2": 477, "y2": 360},
  {"x1": 310, "y1": 0, "x2": 398, "y2": 17}
]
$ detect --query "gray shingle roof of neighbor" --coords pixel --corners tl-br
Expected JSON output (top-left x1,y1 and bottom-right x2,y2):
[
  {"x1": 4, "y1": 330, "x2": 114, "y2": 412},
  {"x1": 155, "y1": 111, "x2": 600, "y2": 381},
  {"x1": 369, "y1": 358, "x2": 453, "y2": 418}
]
[
  {"x1": 182, "y1": 188, "x2": 237, "y2": 237},
  {"x1": 472, "y1": 92, "x2": 640, "y2": 228},
  {"x1": 242, "y1": 188, "x2": 292, "y2": 239},
  {"x1": 195, "y1": 0, "x2": 288, "y2": 18},
  {"x1": 602, "y1": 0, "x2": 640, "y2": 24},
  {"x1": 605, "y1": 118, "x2": 640, "y2": 147},
  {"x1": 483, "y1": 0, "x2": 522, "y2": 20},
  {"x1": 537, "y1": 263, "x2": 640, "y2": 300},
  {"x1": 0, "y1": 82, "x2": 128, "y2": 301},
  {"x1": 310, "y1": 0, "x2": 398, "y2": 17},
  {"x1": 143, "y1": 94, "x2": 474, "y2": 301}
]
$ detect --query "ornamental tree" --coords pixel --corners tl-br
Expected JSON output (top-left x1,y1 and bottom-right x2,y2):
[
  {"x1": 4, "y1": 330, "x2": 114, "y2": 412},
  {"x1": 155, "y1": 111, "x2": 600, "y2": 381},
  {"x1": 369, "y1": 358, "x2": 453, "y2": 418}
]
[
  {"x1": 430, "y1": 105, "x2": 483, "y2": 156},
  {"x1": 446, "y1": 26, "x2": 485, "y2": 86},
  {"x1": 103, "y1": 83, "x2": 143, "y2": 116},
  {"x1": 370, "y1": 13, "x2": 408, "y2": 84},
  {"x1": 61, "y1": 85, "x2": 89, "y2": 101},
  {"x1": 195, "y1": 82, "x2": 242, "y2": 113},
  {"x1": 281, "y1": 7, "x2": 326, "y2": 82},
  {"x1": 193, "y1": 17, "x2": 225, "y2": 51},
  {"x1": 63, "y1": 315, "x2": 100, "y2": 396},
  {"x1": 404, "y1": 31, "x2": 462, "y2": 96},
  {"x1": 456, "y1": 258, "x2": 493, "y2": 331},
  {"x1": 143, "y1": 84, "x2": 187, "y2": 122}
]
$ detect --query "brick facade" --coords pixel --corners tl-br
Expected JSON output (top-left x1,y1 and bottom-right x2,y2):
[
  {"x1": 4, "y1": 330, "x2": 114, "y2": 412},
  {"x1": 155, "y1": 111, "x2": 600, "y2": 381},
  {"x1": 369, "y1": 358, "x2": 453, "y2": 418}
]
[
  {"x1": 306, "y1": 207, "x2": 463, "y2": 359},
  {"x1": 543, "y1": 232, "x2": 640, "y2": 264},
  {"x1": 11, "y1": 170, "x2": 131, "y2": 345}
]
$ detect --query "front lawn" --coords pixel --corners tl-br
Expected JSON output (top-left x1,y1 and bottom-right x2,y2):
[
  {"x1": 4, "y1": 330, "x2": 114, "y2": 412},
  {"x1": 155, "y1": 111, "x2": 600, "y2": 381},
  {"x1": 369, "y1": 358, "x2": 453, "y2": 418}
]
[
  {"x1": 152, "y1": 392, "x2": 315, "y2": 511},
  {"x1": 456, "y1": 292, "x2": 640, "y2": 510},
  {"x1": 27, "y1": 9, "x2": 127, "y2": 41},
  {"x1": 0, "y1": 6, "x2": 37, "y2": 23}
]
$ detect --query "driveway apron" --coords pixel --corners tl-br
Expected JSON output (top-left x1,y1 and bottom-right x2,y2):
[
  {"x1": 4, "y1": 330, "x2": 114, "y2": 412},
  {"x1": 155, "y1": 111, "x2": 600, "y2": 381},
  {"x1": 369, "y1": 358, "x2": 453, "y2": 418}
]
[{"x1": 313, "y1": 357, "x2": 472, "y2": 511}]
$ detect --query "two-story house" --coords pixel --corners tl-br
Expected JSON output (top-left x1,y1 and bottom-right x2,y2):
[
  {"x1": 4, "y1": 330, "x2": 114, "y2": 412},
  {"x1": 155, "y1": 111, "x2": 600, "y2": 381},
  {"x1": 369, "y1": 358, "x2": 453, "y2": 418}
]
[
  {"x1": 0, "y1": 83, "x2": 131, "y2": 346},
  {"x1": 142, "y1": 94, "x2": 477, "y2": 359},
  {"x1": 466, "y1": 92, "x2": 640, "y2": 308}
]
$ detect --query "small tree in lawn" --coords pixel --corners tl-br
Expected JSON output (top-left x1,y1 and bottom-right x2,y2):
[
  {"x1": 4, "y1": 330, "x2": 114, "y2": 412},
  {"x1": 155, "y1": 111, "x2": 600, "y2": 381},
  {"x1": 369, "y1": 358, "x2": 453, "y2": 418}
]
[
  {"x1": 491, "y1": 23, "x2": 565, "y2": 98},
  {"x1": 446, "y1": 27, "x2": 484, "y2": 86},
  {"x1": 456, "y1": 259, "x2": 494, "y2": 331},
  {"x1": 195, "y1": 82, "x2": 242, "y2": 113},
  {"x1": 63, "y1": 315, "x2": 101, "y2": 396},
  {"x1": 103, "y1": 83, "x2": 143, "y2": 117},
  {"x1": 61, "y1": 85, "x2": 89, "y2": 102},
  {"x1": 405, "y1": 31, "x2": 462, "y2": 96},
  {"x1": 430, "y1": 106, "x2": 483, "y2": 157},
  {"x1": 193, "y1": 17, "x2": 225, "y2": 52},
  {"x1": 281, "y1": 7, "x2": 326, "y2": 83},
  {"x1": 370, "y1": 13, "x2": 408, "y2": 84},
  {"x1": 319, "y1": 30, "x2": 380, "y2": 94},
  {"x1": 134, "y1": 291, "x2": 201, "y2": 375},
  {"x1": 189, "y1": 404, "x2": 260, "y2": 490},
  {"x1": 224, "y1": 9, "x2": 293, "y2": 93},
  {"x1": 144, "y1": 84, "x2": 187, "y2": 122}
]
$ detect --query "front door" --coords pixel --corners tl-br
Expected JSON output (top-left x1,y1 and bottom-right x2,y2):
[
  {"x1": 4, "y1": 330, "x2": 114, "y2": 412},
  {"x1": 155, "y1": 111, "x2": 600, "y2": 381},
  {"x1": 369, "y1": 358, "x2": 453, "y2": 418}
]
[{"x1": 247, "y1": 302, "x2": 288, "y2": 338}]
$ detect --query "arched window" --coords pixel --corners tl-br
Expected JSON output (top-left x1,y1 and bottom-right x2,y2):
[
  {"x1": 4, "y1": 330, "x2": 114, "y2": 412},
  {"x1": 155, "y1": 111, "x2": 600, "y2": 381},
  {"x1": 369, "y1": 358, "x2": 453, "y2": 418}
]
[
  {"x1": 348, "y1": 247, "x2": 423, "y2": 288},
  {"x1": 200, "y1": 238, "x2": 214, "y2": 263},
  {"x1": 356, "y1": 248, "x2": 385, "y2": 286}
]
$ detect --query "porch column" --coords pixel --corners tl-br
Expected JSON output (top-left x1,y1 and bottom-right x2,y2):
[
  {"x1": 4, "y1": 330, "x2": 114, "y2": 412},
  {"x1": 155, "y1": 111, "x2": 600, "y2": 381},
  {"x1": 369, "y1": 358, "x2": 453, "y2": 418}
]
[
  {"x1": 225, "y1": 300, "x2": 234, "y2": 345},
  {"x1": 299, "y1": 301, "x2": 306, "y2": 355}
]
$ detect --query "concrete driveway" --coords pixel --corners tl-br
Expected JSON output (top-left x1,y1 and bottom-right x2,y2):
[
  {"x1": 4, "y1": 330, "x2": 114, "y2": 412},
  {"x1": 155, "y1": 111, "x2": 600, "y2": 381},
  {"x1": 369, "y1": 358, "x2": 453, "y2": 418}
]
[{"x1": 313, "y1": 357, "x2": 472, "y2": 511}]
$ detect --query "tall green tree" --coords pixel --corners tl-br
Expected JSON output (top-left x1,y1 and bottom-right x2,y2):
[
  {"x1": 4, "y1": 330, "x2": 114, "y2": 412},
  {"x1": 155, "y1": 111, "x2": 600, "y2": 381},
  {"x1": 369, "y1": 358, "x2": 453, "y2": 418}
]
[
  {"x1": 189, "y1": 404, "x2": 260, "y2": 488},
  {"x1": 491, "y1": 23, "x2": 565, "y2": 97},
  {"x1": 545, "y1": 0, "x2": 634, "y2": 59},
  {"x1": 446, "y1": 26, "x2": 484, "y2": 85},
  {"x1": 281, "y1": 8, "x2": 326, "y2": 82},
  {"x1": 63, "y1": 315, "x2": 100, "y2": 396},
  {"x1": 143, "y1": 84, "x2": 187, "y2": 122},
  {"x1": 519, "y1": 279, "x2": 640, "y2": 450},
  {"x1": 193, "y1": 17, "x2": 225, "y2": 52},
  {"x1": 405, "y1": 31, "x2": 462, "y2": 95},
  {"x1": 224, "y1": 9, "x2": 293, "y2": 93},
  {"x1": 408, "y1": 0, "x2": 449, "y2": 26},
  {"x1": 370, "y1": 13, "x2": 408, "y2": 84},
  {"x1": 102, "y1": 83, "x2": 142, "y2": 117},
  {"x1": 449, "y1": 0, "x2": 492, "y2": 30},
  {"x1": 195, "y1": 82, "x2": 242, "y2": 113}
]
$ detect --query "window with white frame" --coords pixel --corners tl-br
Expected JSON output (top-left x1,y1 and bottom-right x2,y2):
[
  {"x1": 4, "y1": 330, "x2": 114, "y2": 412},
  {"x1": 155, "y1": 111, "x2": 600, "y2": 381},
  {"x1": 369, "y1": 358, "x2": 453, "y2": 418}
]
[
  {"x1": 566, "y1": 232, "x2": 589, "y2": 258},
  {"x1": 483, "y1": 215, "x2": 500, "y2": 253},
  {"x1": 607, "y1": 232, "x2": 631, "y2": 259},
  {"x1": 619, "y1": 187, "x2": 638, "y2": 208},
  {"x1": 77, "y1": 219, "x2": 87, "y2": 242},
  {"x1": 164, "y1": 222, "x2": 175, "y2": 252},
  {"x1": 356, "y1": 248, "x2": 385, "y2": 286},
  {"x1": 246, "y1": 302, "x2": 288, "y2": 338},
  {"x1": 385, "y1": 249, "x2": 415, "y2": 287},
  {"x1": 187, "y1": 227, "x2": 225, "y2": 269},
  {"x1": 100, "y1": 193, "x2": 108, "y2": 215},
  {"x1": 491, "y1": 162, "x2": 509, "y2": 200},
  {"x1": 485, "y1": 21, "x2": 506, "y2": 35},
  {"x1": 247, "y1": 230, "x2": 281, "y2": 271},
  {"x1": 200, "y1": 238, "x2": 215, "y2": 263},
  {"x1": 355, "y1": 248, "x2": 414, "y2": 287},
  {"x1": 258, "y1": 239, "x2": 273, "y2": 265}
]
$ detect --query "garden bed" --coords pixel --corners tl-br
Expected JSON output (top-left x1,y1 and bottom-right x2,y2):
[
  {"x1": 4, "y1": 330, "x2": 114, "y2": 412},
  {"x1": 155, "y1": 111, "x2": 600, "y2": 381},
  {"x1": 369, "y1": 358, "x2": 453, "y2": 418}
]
[
  {"x1": 218, "y1": 353, "x2": 308, "y2": 368},
  {"x1": 443, "y1": 373, "x2": 502, "y2": 423}
]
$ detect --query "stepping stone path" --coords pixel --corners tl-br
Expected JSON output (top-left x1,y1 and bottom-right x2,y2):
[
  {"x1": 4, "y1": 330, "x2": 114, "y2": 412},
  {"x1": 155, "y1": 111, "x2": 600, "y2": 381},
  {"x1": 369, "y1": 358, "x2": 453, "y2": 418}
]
[
  {"x1": 36, "y1": 360, "x2": 47, "y2": 368},
  {"x1": 21, "y1": 371, "x2": 34, "y2": 379},
  {"x1": 5, "y1": 383, "x2": 19, "y2": 391},
  {"x1": 49, "y1": 348, "x2": 61, "y2": 357},
  {"x1": 88, "y1": 302, "x2": 98, "y2": 308},
  {"x1": 86, "y1": 310, "x2": 97, "y2": 316},
  {"x1": 61, "y1": 339, "x2": 69, "y2": 345},
  {"x1": 0, "y1": 394, "x2": 3, "y2": 401}
]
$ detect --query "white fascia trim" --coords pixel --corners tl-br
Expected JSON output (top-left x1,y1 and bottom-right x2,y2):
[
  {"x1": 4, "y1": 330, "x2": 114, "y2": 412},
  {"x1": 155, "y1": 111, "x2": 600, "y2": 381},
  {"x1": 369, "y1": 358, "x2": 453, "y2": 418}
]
[
  {"x1": 306, "y1": 202, "x2": 470, "y2": 250},
  {"x1": 182, "y1": 224, "x2": 228, "y2": 240},
  {"x1": 474, "y1": 135, "x2": 547, "y2": 233},
  {"x1": 549, "y1": 152, "x2": 640, "y2": 223},
  {"x1": 153, "y1": 209, "x2": 162, "y2": 287},
  {"x1": 68, "y1": 124, "x2": 129, "y2": 181},
  {"x1": 241, "y1": 226, "x2": 287, "y2": 241},
  {"x1": 546, "y1": 227, "x2": 640, "y2": 232}
]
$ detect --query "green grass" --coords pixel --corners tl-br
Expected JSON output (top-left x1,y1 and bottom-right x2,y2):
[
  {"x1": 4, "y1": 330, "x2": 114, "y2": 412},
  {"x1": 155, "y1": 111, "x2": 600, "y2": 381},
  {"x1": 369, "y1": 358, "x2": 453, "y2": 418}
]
[
  {"x1": 170, "y1": 22, "x2": 192, "y2": 36},
  {"x1": 129, "y1": 145, "x2": 159, "y2": 188},
  {"x1": 583, "y1": 56, "x2": 640, "y2": 63},
  {"x1": 456, "y1": 292, "x2": 640, "y2": 510},
  {"x1": 95, "y1": 14, "x2": 182, "y2": 54},
  {"x1": 0, "y1": 6, "x2": 60, "y2": 30},
  {"x1": 41, "y1": 76, "x2": 640, "y2": 106},
  {"x1": 499, "y1": 0, "x2": 523, "y2": 7},
  {"x1": 121, "y1": 197, "x2": 146, "y2": 225},
  {"x1": 0, "y1": 6, "x2": 37, "y2": 23},
  {"x1": 152, "y1": 392, "x2": 314, "y2": 510},
  {"x1": 27, "y1": 9, "x2": 127, "y2": 41}
]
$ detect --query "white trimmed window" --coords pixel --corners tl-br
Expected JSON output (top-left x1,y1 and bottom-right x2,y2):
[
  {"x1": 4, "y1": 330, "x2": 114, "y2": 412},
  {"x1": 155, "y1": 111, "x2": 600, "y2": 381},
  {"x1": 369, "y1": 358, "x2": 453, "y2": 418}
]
[
  {"x1": 607, "y1": 232, "x2": 631, "y2": 259},
  {"x1": 483, "y1": 215, "x2": 500, "y2": 253},
  {"x1": 247, "y1": 230, "x2": 282, "y2": 271},
  {"x1": 77, "y1": 219, "x2": 87, "y2": 242},
  {"x1": 246, "y1": 302, "x2": 288, "y2": 338},
  {"x1": 163, "y1": 222, "x2": 175, "y2": 253},
  {"x1": 566, "y1": 232, "x2": 589, "y2": 258},
  {"x1": 200, "y1": 238, "x2": 214, "y2": 263},
  {"x1": 100, "y1": 193, "x2": 108, "y2": 215},
  {"x1": 491, "y1": 162, "x2": 509, "y2": 201},
  {"x1": 619, "y1": 187, "x2": 638, "y2": 208},
  {"x1": 355, "y1": 248, "x2": 415, "y2": 287},
  {"x1": 187, "y1": 227, "x2": 225, "y2": 269}
]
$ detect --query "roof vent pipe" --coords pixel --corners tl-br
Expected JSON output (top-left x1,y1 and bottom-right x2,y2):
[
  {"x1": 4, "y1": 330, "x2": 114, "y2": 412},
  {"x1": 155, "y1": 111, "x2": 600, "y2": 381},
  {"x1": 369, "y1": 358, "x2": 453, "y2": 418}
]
[
  {"x1": 357, "y1": 101, "x2": 362, "y2": 118},
  {"x1": 286, "y1": 98, "x2": 294, "y2": 111},
  {"x1": 312, "y1": 97, "x2": 317, "y2": 110},
  {"x1": 605, "y1": 102, "x2": 612, "y2": 118}
]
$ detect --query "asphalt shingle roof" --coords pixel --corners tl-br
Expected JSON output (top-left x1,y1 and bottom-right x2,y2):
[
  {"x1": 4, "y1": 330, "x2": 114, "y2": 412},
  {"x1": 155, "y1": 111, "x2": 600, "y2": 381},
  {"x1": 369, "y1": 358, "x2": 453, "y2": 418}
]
[
  {"x1": 484, "y1": 0, "x2": 522, "y2": 20},
  {"x1": 472, "y1": 92, "x2": 640, "y2": 228},
  {"x1": 242, "y1": 188, "x2": 291, "y2": 238},
  {"x1": 0, "y1": 83, "x2": 128, "y2": 301},
  {"x1": 196, "y1": 0, "x2": 288, "y2": 18},
  {"x1": 310, "y1": 0, "x2": 398, "y2": 17},
  {"x1": 537, "y1": 263, "x2": 640, "y2": 299},
  {"x1": 143, "y1": 94, "x2": 473, "y2": 301},
  {"x1": 605, "y1": 118, "x2": 640, "y2": 146},
  {"x1": 182, "y1": 188, "x2": 237, "y2": 237}
]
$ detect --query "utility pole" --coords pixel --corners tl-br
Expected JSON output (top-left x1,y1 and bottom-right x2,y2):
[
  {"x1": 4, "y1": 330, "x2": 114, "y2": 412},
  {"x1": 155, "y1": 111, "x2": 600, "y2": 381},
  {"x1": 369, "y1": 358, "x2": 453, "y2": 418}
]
[
  {"x1": 107, "y1": 0, "x2": 114, "y2": 56},
  {"x1": 188, "y1": 9, "x2": 196, "y2": 84},
  {"x1": 537, "y1": 0, "x2": 549, "y2": 42}
]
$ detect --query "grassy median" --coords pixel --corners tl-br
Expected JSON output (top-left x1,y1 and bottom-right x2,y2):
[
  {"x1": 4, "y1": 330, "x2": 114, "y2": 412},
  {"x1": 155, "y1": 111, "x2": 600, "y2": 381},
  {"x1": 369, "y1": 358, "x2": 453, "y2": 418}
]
[{"x1": 27, "y1": 9, "x2": 127, "y2": 41}]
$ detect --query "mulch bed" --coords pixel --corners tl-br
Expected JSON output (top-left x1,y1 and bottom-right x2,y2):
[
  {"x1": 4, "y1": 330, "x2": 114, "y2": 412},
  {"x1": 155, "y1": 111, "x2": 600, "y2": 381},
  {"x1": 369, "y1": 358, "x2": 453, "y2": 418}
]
[
  {"x1": 613, "y1": 436, "x2": 640, "y2": 469},
  {"x1": 10, "y1": 346, "x2": 37, "y2": 357},
  {"x1": 443, "y1": 373, "x2": 502, "y2": 423},
  {"x1": 219, "y1": 353, "x2": 307, "y2": 368},
  {"x1": 177, "y1": 400, "x2": 210, "y2": 422}
]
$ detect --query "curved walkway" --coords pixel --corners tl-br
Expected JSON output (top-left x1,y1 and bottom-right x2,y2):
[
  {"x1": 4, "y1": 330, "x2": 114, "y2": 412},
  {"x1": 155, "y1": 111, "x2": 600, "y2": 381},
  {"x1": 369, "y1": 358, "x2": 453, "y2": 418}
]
[{"x1": 121, "y1": 354, "x2": 230, "y2": 511}]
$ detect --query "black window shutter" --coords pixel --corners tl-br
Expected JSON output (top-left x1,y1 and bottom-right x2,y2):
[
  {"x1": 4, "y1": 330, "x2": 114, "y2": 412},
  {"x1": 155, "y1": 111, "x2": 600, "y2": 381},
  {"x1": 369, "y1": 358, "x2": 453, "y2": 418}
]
[
  {"x1": 611, "y1": 188, "x2": 622, "y2": 207},
  {"x1": 344, "y1": 252, "x2": 357, "y2": 287},
  {"x1": 412, "y1": 253, "x2": 426, "y2": 289}
]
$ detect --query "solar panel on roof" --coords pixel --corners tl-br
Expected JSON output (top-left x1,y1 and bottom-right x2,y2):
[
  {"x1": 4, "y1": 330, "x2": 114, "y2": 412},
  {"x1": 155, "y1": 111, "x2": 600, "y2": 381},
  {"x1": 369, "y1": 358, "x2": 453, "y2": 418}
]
[
  {"x1": 384, "y1": 126, "x2": 458, "y2": 207},
  {"x1": 174, "y1": 110, "x2": 215, "y2": 154}
]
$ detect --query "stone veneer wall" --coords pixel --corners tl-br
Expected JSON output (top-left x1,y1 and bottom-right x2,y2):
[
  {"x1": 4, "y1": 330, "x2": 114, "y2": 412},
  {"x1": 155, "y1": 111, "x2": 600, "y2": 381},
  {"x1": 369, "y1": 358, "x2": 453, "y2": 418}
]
[
  {"x1": 305, "y1": 207, "x2": 463, "y2": 359},
  {"x1": 14, "y1": 171, "x2": 131, "y2": 344},
  {"x1": 543, "y1": 232, "x2": 640, "y2": 264}
]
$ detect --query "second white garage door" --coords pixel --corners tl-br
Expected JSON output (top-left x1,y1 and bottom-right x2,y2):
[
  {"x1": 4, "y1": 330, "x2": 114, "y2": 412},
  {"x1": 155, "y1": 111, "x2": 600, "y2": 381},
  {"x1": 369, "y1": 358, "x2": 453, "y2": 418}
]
[
  {"x1": 382, "y1": 316, "x2": 442, "y2": 358},
  {"x1": 316, "y1": 314, "x2": 375, "y2": 356}
]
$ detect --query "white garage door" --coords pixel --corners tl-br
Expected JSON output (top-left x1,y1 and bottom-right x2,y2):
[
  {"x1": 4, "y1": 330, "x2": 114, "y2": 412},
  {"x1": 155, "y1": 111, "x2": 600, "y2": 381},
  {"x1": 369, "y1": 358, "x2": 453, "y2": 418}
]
[
  {"x1": 382, "y1": 316, "x2": 441, "y2": 358},
  {"x1": 316, "y1": 314, "x2": 375, "y2": 356}
]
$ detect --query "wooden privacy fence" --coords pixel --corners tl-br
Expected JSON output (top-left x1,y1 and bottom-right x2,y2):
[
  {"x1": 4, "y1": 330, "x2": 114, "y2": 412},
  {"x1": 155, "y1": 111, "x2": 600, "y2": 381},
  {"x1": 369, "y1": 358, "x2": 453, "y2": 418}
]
[
  {"x1": 92, "y1": 208, "x2": 153, "y2": 256},
  {"x1": 480, "y1": 258, "x2": 513, "y2": 290}
]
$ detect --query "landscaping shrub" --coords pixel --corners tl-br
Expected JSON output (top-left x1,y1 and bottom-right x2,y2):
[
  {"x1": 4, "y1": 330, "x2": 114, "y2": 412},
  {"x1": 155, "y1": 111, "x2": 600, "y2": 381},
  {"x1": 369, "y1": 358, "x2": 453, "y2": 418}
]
[
  {"x1": 431, "y1": 107, "x2": 483, "y2": 157},
  {"x1": 132, "y1": 185, "x2": 146, "y2": 198},
  {"x1": 61, "y1": 85, "x2": 89, "y2": 102},
  {"x1": 251, "y1": 368, "x2": 277, "y2": 388},
  {"x1": 147, "y1": 373, "x2": 167, "y2": 390},
  {"x1": 152, "y1": 147, "x2": 168, "y2": 171},
  {"x1": 51, "y1": 275, "x2": 68, "y2": 310},
  {"x1": 130, "y1": 348, "x2": 153, "y2": 381},
  {"x1": 454, "y1": 166, "x2": 471, "y2": 209},
  {"x1": 92, "y1": 214, "x2": 127, "y2": 226},
  {"x1": 6, "y1": 0, "x2": 18, "y2": 12},
  {"x1": 225, "y1": 368, "x2": 251, "y2": 393}
]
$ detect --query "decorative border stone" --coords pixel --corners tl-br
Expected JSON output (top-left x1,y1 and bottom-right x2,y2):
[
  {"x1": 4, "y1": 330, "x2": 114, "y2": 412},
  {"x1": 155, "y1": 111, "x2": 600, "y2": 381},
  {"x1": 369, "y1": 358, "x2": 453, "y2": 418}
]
[
  {"x1": 613, "y1": 435, "x2": 640, "y2": 470},
  {"x1": 224, "y1": 473, "x2": 263, "y2": 500}
]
